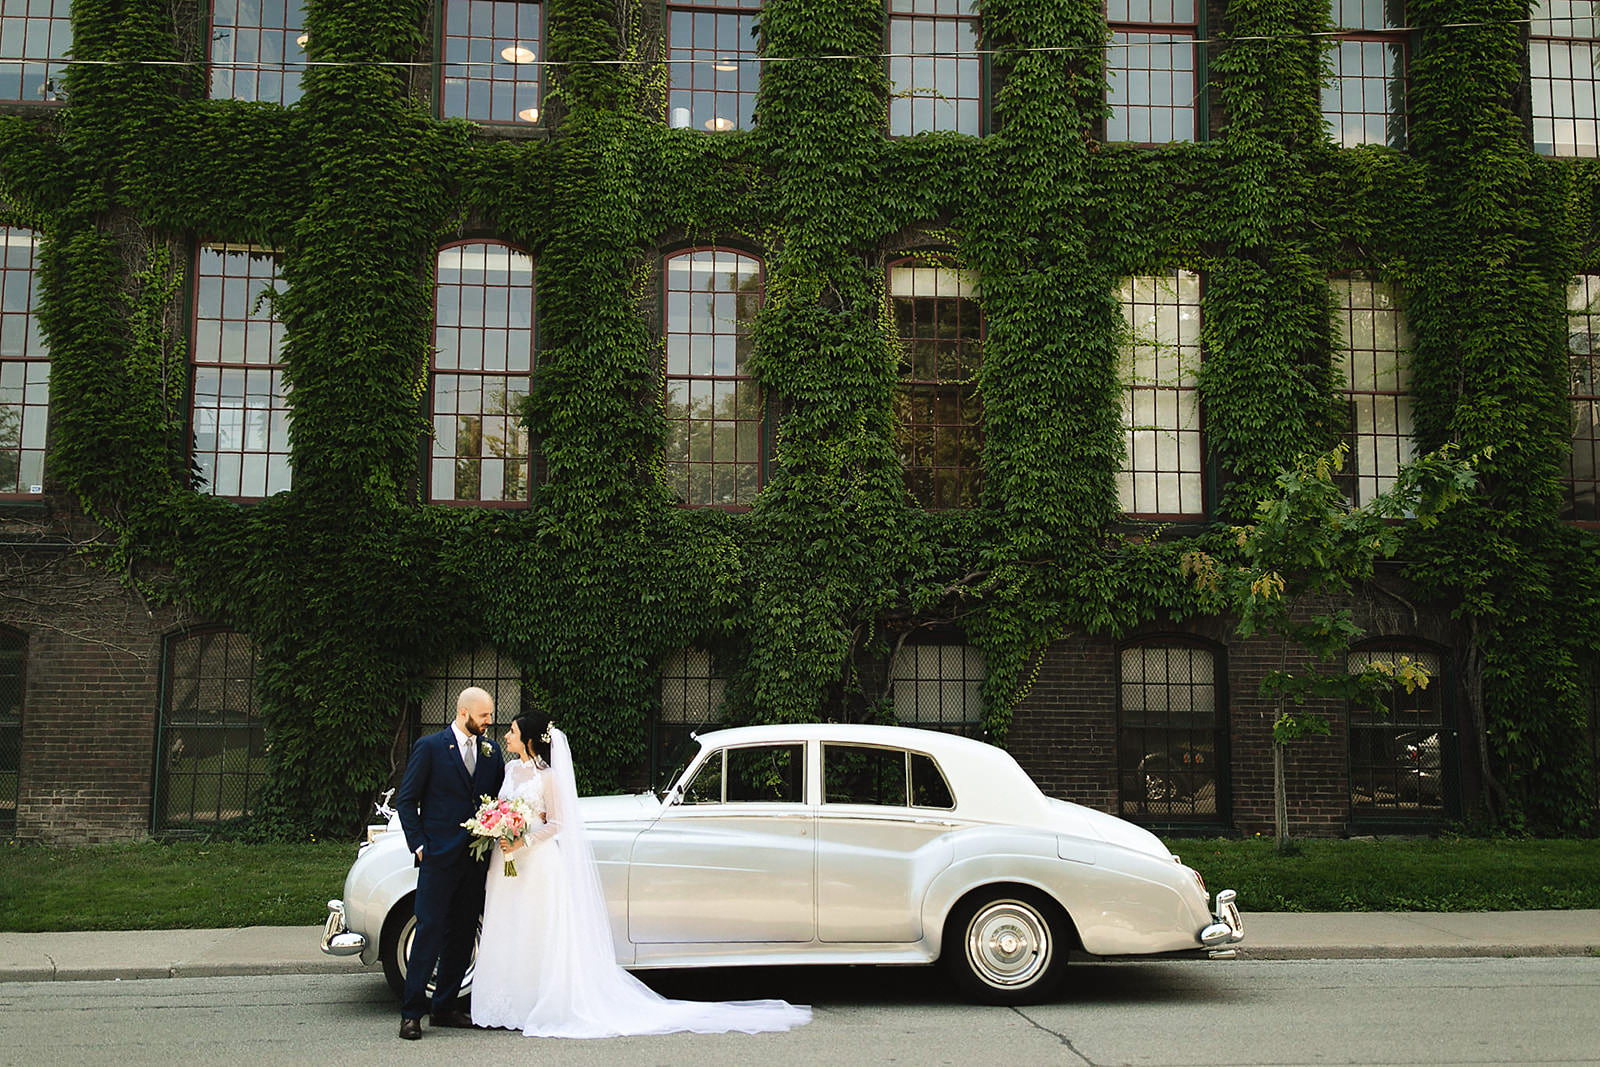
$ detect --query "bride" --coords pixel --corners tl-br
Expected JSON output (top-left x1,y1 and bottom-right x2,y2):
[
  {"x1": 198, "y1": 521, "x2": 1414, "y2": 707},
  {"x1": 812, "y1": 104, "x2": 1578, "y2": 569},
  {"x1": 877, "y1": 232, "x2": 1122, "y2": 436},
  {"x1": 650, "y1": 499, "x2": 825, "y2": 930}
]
[{"x1": 470, "y1": 712, "x2": 812, "y2": 1038}]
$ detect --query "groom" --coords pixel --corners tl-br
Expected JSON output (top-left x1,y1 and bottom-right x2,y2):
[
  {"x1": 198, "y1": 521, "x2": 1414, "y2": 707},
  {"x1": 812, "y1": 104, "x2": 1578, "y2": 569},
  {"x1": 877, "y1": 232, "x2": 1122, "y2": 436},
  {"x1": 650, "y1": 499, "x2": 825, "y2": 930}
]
[{"x1": 394, "y1": 685, "x2": 505, "y2": 1040}]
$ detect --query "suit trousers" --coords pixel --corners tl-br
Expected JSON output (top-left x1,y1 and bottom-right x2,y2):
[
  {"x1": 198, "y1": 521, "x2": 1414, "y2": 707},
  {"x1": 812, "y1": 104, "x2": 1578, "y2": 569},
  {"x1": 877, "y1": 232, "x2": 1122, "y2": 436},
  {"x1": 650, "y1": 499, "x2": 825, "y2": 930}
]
[{"x1": 401, "y1": 848, "x2": 487, "y2": 1019}]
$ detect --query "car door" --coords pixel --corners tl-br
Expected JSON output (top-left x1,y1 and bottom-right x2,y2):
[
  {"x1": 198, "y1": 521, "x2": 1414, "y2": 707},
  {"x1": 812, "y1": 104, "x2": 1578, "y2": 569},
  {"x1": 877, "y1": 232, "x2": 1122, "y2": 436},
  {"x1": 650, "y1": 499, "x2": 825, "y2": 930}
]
[
  {"x1": 627, "y1": 741, "x2": 815, "y2": 944},
  {"x1": 815, "y1": 743, "x2": 960, "y2": 943}
]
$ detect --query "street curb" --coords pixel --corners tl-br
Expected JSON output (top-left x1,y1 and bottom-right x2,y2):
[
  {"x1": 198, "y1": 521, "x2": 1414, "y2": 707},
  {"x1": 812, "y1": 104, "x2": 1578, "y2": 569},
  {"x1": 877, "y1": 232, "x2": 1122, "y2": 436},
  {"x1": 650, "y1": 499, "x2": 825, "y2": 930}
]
[{"x1": 1235, "y1": 944, "x2": 1600, "y2": 961}]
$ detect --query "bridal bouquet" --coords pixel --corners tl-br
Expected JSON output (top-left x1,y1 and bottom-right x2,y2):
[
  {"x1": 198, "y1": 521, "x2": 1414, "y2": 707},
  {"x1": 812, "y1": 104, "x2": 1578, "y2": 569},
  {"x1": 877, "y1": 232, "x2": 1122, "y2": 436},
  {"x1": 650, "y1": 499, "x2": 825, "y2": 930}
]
[{"x1": 462, "y1": 796, "x2": 538, "y2": 877}]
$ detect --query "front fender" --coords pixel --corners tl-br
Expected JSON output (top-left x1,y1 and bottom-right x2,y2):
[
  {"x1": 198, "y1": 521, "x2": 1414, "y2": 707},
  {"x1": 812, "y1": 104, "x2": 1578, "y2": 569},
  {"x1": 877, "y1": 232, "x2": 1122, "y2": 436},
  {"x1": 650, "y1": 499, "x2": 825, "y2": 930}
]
[{"x1": 342, "y1": 836, "x2": 418, "y2": 966}]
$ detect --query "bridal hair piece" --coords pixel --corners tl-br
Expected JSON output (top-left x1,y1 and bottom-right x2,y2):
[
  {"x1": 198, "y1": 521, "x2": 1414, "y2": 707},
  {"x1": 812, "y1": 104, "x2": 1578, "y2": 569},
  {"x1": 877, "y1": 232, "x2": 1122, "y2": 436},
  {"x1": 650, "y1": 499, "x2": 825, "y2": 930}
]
[{"x1": 541, "y1": 721, "x2": 555, "y2": 744}]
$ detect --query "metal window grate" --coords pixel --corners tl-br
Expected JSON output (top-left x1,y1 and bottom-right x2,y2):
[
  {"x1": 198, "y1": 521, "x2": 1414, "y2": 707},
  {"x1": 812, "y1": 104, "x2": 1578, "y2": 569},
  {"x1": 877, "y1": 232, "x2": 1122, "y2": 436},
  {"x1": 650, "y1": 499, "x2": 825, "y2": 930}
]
[
  {"x1": 409, "y1": 646, "x2": 526, "y2": 742},
  {"x1": 666, "y1": 0, "x2": 760, "y2": 132},
  {"x1": 0, "y1": 630, "x2": 22, "y2": 836},
  {"x1": 888, "y1": 643, "x2": 985, "y2": 737},
  {"x1": 155, "y1": 630, "x2": 266, "y2": 833},
  {"x1": 209, "y1": 0, "x2": 308, "y2": 105},
  {"x1": 431, "y1": 242, "x2": 535, "y2": 505},
  {"x1": 887, "y1": 0, "x2": 982, "y2": 136},
  {"x1": 1564, "y1": 275, "x2": 1600, "y2": 521},
  {"x1": 0, "y1": 227, "x2": 47, "y2": 498},
  {"x1": 1347, "y1": 648, "x2": 1448, "y2": 819},
  {"x1": 0, "y1": 0, "x2": 70, "y2": 102},
  {"x1": 1530, "y1": 0, "x2": 1600, "y2": 156},
  {"x1": 440, "y1": 0, "x2": 543, "y2": 124},
  {"x1": 663, "y1": 249, "x2": 764, "y2": 506},
  {"x1": 1332, "y1": 275, "x2": 1415, "y2": 504},
  {"x1": 1118, "y1": 270, "x2": 1204, "y2": 517},
  {"x1": 891, "y1": 260, "x2": 983, "y2": 509},
  {"x1": 655, "y1": 648, "x2": 726, "y2": 786},
  {"x1": 1118, "y1": 642, "x2": 1224, "y2": 820},
  {"x1": 192, "y1": 246, "x2": 291, "y2": 500}
]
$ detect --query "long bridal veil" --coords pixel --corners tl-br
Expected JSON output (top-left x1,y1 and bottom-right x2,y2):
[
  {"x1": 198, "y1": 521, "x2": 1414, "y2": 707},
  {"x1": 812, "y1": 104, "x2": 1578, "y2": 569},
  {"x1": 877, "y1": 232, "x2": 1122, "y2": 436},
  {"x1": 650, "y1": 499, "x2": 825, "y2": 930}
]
[{"x1": 515, "y1": 728, "x2": 811, "y2": 1038}]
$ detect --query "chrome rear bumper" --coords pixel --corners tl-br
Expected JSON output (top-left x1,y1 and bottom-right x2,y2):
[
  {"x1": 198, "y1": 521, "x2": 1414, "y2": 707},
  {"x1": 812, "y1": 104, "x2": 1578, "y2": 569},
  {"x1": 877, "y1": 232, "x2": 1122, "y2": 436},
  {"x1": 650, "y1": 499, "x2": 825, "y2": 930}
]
[
  {"x1": 320, "y1": 899, "x2": 366, "y2": 957},
  {"x1": 1199, "y1": 889, "x2": 1244, "y2": 958}
]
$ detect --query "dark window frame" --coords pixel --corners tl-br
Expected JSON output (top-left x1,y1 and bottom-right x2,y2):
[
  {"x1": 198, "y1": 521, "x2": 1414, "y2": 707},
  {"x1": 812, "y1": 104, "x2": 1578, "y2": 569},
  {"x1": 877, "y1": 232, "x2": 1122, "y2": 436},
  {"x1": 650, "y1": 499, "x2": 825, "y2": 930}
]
[
  {"x1": 1563, "y1": 274, "x2": 1600, "y2": 524},
  {"x1": 1346, "y1": 638, "x2": 1456, "y2": 826},
  {"x1": 1118, "y1": 268, "x2": 1207, "y2": 520},
  {"x1": 207, "y1": 0, "x2": 309, "y2": 106},
  {"x1": 1105, "y1": 0, "x2": 1203, "y2": 145},
  {"x1": 665, "y1": 0, "x2": 762, "y2": 133},
  {"x1": 1116, "y1": 635, "x2": 1230, "y2": 826},
  {"x1": 0, "y1": 226, "x2": 48, "y2": 501},
  {"x1": 885, "y1": 0, "x2": 987, "y2": 137},
  {"x1": 437, "y1": 0, "x2": 545, "y2": 125},
  {"x1": 0, "y1": 625, "x2": 25, "y2": 837}
]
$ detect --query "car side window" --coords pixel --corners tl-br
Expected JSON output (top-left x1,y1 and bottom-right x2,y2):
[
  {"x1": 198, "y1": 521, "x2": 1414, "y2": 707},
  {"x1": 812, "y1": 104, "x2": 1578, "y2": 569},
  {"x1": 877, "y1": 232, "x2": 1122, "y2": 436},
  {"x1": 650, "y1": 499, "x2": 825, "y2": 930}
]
[
  {"x1": 725, "y1": 744, "x2": 805, "y2": 803},
  {"x1": 910, "y1": 752, "x2": 955, "y2": 809},
  {"x1": 681, "y1": 750, "x2": 724, "y2": 804},
  {"x1": 824, "y1": 744, "x2": 909, "y2": 806}
]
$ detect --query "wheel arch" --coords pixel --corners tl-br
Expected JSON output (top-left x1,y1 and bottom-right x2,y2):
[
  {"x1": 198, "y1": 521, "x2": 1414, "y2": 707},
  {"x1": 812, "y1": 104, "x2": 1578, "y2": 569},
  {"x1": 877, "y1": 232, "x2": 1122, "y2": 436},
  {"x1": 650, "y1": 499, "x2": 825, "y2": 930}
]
[{"x1": 924, "y1": 870, "x2": 1082, "y2": 962}]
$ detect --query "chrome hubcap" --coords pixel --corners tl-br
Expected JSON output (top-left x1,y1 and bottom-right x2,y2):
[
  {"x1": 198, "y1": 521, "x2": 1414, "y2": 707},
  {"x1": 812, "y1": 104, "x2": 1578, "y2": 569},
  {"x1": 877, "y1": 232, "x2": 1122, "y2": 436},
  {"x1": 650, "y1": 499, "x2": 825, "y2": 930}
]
[{"x1": 966, "y1": 899, "x2": 1050, "y2": 988}]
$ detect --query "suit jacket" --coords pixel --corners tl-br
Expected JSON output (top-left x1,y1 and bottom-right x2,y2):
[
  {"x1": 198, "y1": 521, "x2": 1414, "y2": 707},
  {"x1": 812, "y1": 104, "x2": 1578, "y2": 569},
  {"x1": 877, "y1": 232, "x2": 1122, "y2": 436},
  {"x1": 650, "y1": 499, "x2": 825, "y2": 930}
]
[{"x1": 396, "y1": 726, "x2": 506, "y2": 864}]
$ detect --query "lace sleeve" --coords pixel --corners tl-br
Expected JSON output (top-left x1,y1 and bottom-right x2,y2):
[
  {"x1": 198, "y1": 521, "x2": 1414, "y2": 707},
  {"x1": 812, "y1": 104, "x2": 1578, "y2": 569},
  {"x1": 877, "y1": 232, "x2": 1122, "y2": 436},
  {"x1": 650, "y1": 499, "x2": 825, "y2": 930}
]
[{"x1": 520, "y1": 768, "x2": 560, "y2": 846}]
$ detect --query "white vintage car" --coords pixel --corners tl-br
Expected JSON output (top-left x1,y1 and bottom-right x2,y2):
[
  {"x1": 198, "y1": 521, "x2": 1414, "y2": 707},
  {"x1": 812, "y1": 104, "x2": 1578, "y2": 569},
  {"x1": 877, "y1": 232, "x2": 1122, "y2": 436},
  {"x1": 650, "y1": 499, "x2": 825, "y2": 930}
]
[{"x1": 321, "y1": 723, "x2": 1243, "y2": 1004}]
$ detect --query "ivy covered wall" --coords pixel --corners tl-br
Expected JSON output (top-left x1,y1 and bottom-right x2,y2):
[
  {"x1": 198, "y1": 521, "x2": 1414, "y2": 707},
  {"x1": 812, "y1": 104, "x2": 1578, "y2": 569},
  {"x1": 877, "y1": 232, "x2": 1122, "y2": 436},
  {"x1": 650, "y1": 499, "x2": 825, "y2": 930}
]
[{"x1": 0, "y1": 0, "x2": 1596, "y2": 838}]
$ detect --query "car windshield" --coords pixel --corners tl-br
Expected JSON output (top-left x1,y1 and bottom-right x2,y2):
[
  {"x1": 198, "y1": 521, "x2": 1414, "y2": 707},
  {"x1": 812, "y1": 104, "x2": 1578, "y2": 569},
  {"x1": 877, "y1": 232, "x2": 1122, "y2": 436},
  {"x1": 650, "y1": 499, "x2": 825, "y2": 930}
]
[{"x1": 657, "y1": 736, "x2": 704, "y2": 801}]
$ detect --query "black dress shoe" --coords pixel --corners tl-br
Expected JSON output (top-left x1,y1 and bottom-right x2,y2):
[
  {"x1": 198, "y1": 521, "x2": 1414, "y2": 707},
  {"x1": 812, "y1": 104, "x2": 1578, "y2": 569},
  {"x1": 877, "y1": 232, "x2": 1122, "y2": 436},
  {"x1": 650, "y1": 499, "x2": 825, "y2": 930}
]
[
  {"x1": 430, "y1": 1008, "x2": 475, "y2": 1029},
  {"x1": 399, "y1": 1017, "x2": 422, "y2": 1040}
]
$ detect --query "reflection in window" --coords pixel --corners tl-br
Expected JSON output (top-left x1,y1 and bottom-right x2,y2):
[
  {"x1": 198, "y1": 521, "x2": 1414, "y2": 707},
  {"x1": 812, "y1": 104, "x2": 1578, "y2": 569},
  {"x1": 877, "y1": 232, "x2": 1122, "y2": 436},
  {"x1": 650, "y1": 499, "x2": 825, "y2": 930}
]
[
  {"x1": 824, "y1": 744, "x2": 909, "y2": 805},
  {"x1": 1106, "y1": 0, "x2": 1198, "y2": 143},
  {"x1": 887, "y1": 0, "x2": 982, "y2": 136},
  {"x1": 0, "y1": 228, "x2": 47, "y2": 497},
  {"x1": 431, "y1": 242, "x2": 535, "y2": 505},
  {"x1": 685, "y1": 744, "x2": 804, "y2": 803},
  {"x1": 1322, "y1": 0, "x2": 1407, "y2": 148},
  {"x1": 1118, "y1": 271, "x2": 1203, "y2": 517},
  {"x1": 0, "y1": 0, "x2": 70, "y2": 102},
  {"x1": 155, "y1": 630, "x2": 266, "y2": 833},
  {"x1": 663, "y1": 249, "x2": 764, "y2": 506},
  {"x1": 1118, "y1": 641, "x2": 1224, "y2": 821},
  {"x1": 1332, "y1": 275, "x2": 1414, "y2": 504},
  {"x1": 1531, "y1": 0, "x2": 1600, "y2": 156},
  {"x1": 1348, "y1": 647, "x2": 1447, "y2": 820},
  {"x1": 1565, "y1": 276, "x2": 1600, "y2": 521},
  {"x1": 666, "y1": 0, "x2": 759, "y2": 132},
  {"x1": 441, "y1": 0, "x2": 542, "y2": 123},
  {"x1": 210, "y1": 0, "x2": 308, "y2": 105},
  {"x1": 889, "y1": 642, "x2": 985, "y2": 736},
  {"x1": 192, "y1": 246, "x2": 291, "y2": 500},
  {"x1": 891, "y1": 259, "x2": 982, "y2": 509}
]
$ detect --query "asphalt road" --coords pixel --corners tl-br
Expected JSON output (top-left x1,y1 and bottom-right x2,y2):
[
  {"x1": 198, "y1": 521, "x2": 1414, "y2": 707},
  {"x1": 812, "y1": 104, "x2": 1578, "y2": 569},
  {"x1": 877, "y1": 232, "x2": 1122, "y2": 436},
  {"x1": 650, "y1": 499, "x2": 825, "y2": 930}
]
[{"x1": 3, "y1": 957, "x2": 1599, "y2": 1066}]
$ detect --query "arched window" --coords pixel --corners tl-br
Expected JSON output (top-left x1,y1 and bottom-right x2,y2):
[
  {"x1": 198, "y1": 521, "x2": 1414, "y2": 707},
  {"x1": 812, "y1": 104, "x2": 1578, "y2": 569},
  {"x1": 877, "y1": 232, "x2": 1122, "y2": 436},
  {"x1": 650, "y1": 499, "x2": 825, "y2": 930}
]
[
  {"x1": 0, "y1": 0, "x2": 70, "y2": 102},
  {"x1": 1117, "y1": 638, "x2": 1227, "y2": 822},
  {"x1": 0, "y1": 226, "x2": 48, "y2": 499},
  {"x1": 154, "y1": 629, "x2": 265, "y2": 833},
  {"x1": 888, "y1": 640, "x2": 985, "y2": 737},
  {"x1": 887, "y1": 0, "x2": 983, "y2": 136},
  {"x1": 209, "y1": 0, "x2": 308, "y2": 105},
  {"x1": 662, "y1": 248, "x2": 764, "y2": 506},
  {"x1": 1348, "y1": 644, "x2": 1451, "y2": 821},
  {"x1": 0, "y1": 627, "x2": 24, "y2": 836},
  {"x1": 431, "y1": 241, "x2": 535, "y2": 505},
  {"x1": 666, "y1": 0, "x2": 760, "y2": 132},
  {"x1": 440, "y1": 0, "x2": 543, "y2": 123},
  {"x1": 191, "y1": 245, "x2": 291, "y2": 500},
  {"x1": 890, "y1": 257, "x2": 983, "y2": 509}
]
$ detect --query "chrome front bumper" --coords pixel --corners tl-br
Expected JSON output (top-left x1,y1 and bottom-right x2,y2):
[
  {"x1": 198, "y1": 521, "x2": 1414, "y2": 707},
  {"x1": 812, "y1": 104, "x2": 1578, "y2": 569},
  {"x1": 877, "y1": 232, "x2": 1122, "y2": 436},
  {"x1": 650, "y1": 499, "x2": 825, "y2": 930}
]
[
  {"x1": 1199, "y1": 889, "x2": 1244, "y2": 958},
  {"x1": 320, "y1": 899, "x2": 366, "y2": 957}
]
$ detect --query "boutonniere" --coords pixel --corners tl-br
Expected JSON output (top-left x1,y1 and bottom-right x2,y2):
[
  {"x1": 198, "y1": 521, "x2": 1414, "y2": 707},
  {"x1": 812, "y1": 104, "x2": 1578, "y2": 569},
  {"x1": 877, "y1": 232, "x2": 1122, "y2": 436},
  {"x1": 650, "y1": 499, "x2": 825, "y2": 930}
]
[{"x1": 480, "y1": 739, "x2": 494, "y2": 758}]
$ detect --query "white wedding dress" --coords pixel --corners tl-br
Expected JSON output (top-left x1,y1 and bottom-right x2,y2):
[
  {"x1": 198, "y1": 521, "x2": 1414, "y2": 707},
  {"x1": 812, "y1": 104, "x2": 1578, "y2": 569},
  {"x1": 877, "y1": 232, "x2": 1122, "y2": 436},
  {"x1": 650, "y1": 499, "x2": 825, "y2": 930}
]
[{"x1": 470, "y1": 730, "x2": 811, "y2": 1038}]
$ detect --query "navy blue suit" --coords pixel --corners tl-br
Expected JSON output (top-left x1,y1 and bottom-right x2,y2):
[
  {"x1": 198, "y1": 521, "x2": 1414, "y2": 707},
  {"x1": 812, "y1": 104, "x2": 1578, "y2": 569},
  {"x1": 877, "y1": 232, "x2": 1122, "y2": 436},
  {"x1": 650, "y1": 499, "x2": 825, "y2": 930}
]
[{"x1": 395, "y1": 725, "x2": 505, "y2": 1019}]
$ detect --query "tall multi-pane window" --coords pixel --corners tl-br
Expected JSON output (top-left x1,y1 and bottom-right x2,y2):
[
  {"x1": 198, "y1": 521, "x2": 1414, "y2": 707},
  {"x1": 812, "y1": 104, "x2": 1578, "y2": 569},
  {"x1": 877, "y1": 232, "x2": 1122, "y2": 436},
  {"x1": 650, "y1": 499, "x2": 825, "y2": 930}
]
[
  {"x1": 1531, "y1": 0, "x2": 1600, "y2": 156},
  {"x1": 887, "y1": 0, "x2": 982, "y2": 136},
  {"x1": 1118, "y1": 270, "x2": 1203, "y2": 517},
  {"x1": 888, "y1": 642, "x2": 985, "y2": 737},
  {"x1": 1565, "y1": 276, "x2": 1600, "y2": 522},
  {"x1": 1348, "y1": 646, "x2": 1449, "y2": 821},
  {"x1": 1106, "y1": 0, "x2": 1199, "y2": 143},
  {"x1": 154, "y1": 629, "x2": 266, "y2": 833},
  {"x1": 209, "y1": 0, "x2": 308, "y2": 105},
  {"x1": 1118, "y1": 640, "x2": 1225, "y2": 822},
  {"x1": 662, "y1": 248, "x2": 763, "y2": 506},
  {"x1": 890, "y1": 258, "x2": 982, "y2": 509},
  {"x1": 431, "y1": 242, "x2": 535, "y2": 506},
  {"x1": 0, "y1": 628, "x2": 22, "y2": 836},
  {"x1": 666, "y1": 0, "x2": 760, "y2": 132},
  {"x1": 0, "y1": 227, "x2": 47, "y2": 498},
  {"x1": 0, "y1": 0, "x2": 71, "y2": 102},
  {"x1": 192, "y1": 246, "x2": 291, "y2": 500},
  {"x1": 1323, "y1": 0, "x2": 1407, "y2": 148},
  {"x1": 440, "y1": 0, "x2": 543, "y2": 123},
  {"x1": 1332, "y1": 275, "x2": 1414, "y2": 503}
]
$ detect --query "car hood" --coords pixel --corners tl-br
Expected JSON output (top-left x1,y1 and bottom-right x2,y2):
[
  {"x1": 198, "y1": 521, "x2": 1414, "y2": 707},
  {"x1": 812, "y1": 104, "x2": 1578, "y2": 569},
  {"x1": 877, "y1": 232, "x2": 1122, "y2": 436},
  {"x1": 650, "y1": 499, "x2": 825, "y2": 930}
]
[
  {"x1": 1045, "y1": 797, "x2": 1173, "y2": 861},
  {"x1": 578, "y1": 792, "x2": 663, "y2": 824}
]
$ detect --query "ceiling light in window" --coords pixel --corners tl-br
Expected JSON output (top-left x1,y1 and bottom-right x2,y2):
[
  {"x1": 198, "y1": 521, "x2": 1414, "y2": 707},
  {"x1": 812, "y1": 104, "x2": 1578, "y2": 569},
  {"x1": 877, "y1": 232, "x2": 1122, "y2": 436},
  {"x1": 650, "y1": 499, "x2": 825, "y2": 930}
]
[
  {"x1": 713, "y1": 57, "x2": 739, "y2": 72},
  {"x1": 501, "y1": 44, "x2": 537, "y2": 64},
  {"x1": 705, "y1": 116, "x2": 734, "y2": 132},
  {"x1": 296, "y1": 33, "x2": 309, "y2": 48},
  {"x1": 518, "y1": 107, "x2": 540, "y2": 122}
]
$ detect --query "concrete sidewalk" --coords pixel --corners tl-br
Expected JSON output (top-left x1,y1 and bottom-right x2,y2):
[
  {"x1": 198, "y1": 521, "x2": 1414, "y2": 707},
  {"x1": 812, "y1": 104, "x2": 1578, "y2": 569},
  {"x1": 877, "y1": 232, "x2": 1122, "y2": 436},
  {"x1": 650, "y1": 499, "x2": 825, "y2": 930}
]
[{"x1": 1, "y1": 911, "x2": 1597, "y2": 982}]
